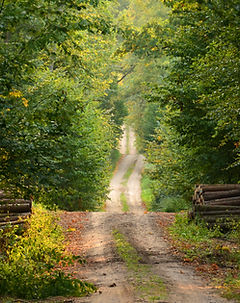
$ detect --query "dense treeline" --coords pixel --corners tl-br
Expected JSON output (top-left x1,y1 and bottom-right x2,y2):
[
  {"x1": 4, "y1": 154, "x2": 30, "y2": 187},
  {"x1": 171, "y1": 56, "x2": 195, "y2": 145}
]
[
  {"x1": 0, "y1": 0, "x2": 127, "y2": 210},
  {"x1": 1, "y1": 0, "x2": 239, "y2": 211},
  {"x1": 119, "y1": 0, "x2": 240, "y2": 209},
  {"x1": 153, "y1": 0, "x2": 240, "y2": 200}
]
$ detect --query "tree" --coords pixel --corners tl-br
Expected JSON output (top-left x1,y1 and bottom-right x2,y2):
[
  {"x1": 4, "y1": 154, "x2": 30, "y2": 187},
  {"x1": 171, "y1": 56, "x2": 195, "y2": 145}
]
[
  {"x1": 0, "y1": 0, "x2": 125, "y2": 210},
  {"x1": 144, "y1": 0, "x2": 240, "y2": 202}
]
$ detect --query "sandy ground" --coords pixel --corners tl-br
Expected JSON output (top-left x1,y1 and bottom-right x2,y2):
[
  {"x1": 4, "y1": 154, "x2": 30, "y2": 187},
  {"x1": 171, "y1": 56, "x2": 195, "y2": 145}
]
[{"x1": 64, "y1": 128, "x2": 235, "y2": 303}]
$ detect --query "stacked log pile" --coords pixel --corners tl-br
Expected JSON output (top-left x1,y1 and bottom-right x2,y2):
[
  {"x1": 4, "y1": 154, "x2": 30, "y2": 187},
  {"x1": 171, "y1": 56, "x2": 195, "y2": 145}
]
[
  {"x1": 192, "y1": 184, "x2": 240, "y2": 225},
  {"x1": 0, "y1": 190, "x2": 32, "y2": 228}
]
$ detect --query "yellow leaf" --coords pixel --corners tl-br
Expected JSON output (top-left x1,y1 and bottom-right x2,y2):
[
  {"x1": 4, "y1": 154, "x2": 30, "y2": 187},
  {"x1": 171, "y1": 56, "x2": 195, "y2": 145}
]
[
  {"x1": 22, "y1": 97, "x2": 29, "y2": 107},
  {"x1": 9, "y1": 90, "x2": 22, "y2": 98}
]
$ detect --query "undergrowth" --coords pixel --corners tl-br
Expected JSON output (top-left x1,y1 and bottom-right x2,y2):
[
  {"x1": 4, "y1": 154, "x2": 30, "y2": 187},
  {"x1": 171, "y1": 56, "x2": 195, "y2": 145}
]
[
  {"x1": 0, "y1": 205, "x2": 96, "y2": 300},
  {"x1": 141, "y1": 182, "x2": 190, "y2": 213},
  {"x1": 111, "y1": 149, "x2": 121, "y2": 172},
  {"x1": 169, "y1": 213, "x2": 240, "y2": 301},
  {"x1": 155, "y1": 196, "x2": 190, "y2": 212},
  {"x1": 141, "y1": 175, "x2": 155, "y2": 211}
]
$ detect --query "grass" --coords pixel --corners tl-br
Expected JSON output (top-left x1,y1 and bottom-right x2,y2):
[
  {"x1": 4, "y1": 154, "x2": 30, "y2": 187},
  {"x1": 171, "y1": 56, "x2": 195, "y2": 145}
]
[
  {"x1": 121, "y1": 161, "x2": 136, "y2": 186},
  {"x1": 119, "y1": 159, "x2": 137, "y2": 212},
  {"x1": 120, "y1": 193, "x2": 129, "y2": 212},
  {"x1": 169, "y1": 213, "x2": 240, "y2": 301},
  {"x1": 111, "y1": 149, "x2": 121, "y2": 172},
  {"x1": 113, "y1": 230, "x2": 167, "y2": 302}
]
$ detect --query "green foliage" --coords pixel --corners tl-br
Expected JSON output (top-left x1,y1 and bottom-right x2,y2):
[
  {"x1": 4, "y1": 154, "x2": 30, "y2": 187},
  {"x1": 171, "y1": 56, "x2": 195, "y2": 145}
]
[
  {"x1": 111, "y1": 149, "x2": 122, "y2": 172},
  {"x1": 123, "y1": 0, "x2": 240, "y2": 206},
  {"x1": 155, "y1": 196, "x2": 190, "y2": 212},
  {"x1": 141, "y1": 174, "x2": 155, "y2": 211},
  {"x1": 169, "y1": 213, "x2": 240, "y2": 300},
  {"x1": 153, "y1": 0, "x2": 240, "y2": 189},
  {"x1": 0, "y1": 206, "x2": 96, "y2": 299},
  {"x1": 169, "y1": 213, "x2": 240, "y2": 264},
  {"x1": 0, "y1": 0, "x2": 127, "y2": 210},
  {"x1": 170, "y1": 213, "x2": 223, "y2": 243}
]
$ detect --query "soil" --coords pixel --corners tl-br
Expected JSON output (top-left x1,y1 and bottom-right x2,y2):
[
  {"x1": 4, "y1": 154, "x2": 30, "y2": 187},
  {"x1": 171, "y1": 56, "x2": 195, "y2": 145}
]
[{"x1": 60, "y1": 128, "x2": 236, "y2": 303}]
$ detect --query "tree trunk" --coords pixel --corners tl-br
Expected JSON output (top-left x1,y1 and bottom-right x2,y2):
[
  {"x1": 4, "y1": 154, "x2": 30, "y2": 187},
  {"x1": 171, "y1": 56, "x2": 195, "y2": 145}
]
[{"x1": 202, "y1": 189, "x2": 240, "y2": 201}]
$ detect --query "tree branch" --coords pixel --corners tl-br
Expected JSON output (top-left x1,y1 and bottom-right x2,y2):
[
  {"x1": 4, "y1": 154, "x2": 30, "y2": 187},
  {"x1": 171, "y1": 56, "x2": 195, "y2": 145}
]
[{"x1": 117, "y1": 64, "x2": 136, "y2": 83}]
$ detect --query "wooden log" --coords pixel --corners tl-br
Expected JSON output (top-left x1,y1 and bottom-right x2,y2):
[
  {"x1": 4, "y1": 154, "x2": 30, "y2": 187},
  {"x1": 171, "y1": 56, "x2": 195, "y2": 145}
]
[
  {"x1": 188, "y1": 210, "x2": 195, "y2": 220},
  {"x1": 0, "y1": 203, "x2": 31, "y2": 213},
  {"x1": 199, "y1": 216, "x2": 240, "y2": 224},
  {"x1": 0, "y1": 214, "x2": 31, "y2": 223},
  {"x1": 205, "y1": 196, "x2": 240, "y2": 206},
  {"x1": 192, "y1": 190, "x2": 203, "y2": 204},
  {"x1": 198, "y1": 184, "x2": 240, "y2": 192},
  {"x1": 0, "y1": 211, "x2": 31, "y2": 217},
  {"x1": 0, "y1": 198, "x2": 30, "y2": 205},
  {"x1": 197, "y1": 210, "x2": 240, "y2": 216},
  {"x1": 201, "y1": 189, "x2": 240, "y2": 201},
  {"x1": 194, "y1": 205, "x2": 240, "y2": 212},
  {"x1": 0, "y1": 220, "x2": 27, "y2": 227},
  {"x1": 0, "y1": 191, "x2": 12, "y2": 199},
  {"x1": 193, "y1": 198, "x2": 202, "y2": 205}
]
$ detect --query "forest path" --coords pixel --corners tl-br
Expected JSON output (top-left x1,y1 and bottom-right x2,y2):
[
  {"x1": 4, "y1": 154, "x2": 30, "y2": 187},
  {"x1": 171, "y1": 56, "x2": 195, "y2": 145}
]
[{"x1": 62, "y1": 127, "x2": 235, "y2": 303}]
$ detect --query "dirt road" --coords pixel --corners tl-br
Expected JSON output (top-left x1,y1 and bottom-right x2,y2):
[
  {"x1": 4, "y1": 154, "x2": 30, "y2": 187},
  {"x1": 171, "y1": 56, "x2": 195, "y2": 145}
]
[{"x1": 68, "y1": 128, "x2": 235, "y2": 303}]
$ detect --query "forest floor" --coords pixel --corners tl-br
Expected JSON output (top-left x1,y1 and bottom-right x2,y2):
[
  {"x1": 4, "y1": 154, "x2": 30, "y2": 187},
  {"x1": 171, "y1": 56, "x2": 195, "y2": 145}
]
[{"x1": 59, "y1": 128, "x2": 236, "y2": 303}]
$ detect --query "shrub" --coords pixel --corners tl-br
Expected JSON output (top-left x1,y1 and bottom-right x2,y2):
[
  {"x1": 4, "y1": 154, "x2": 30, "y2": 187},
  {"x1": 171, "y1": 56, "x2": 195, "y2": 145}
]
[
  {"x1": 155, "y1": 196, "x2": 190, "y2": 212},
  {"x1": 0, "y1": 205, "x2": 95, "y2": 299},
  {"x1": 141, "y1": 174, "x2": 155, "y2": 211},
  {"x1": 169, "y1": 213, "x2": 240, "y2": 300}
]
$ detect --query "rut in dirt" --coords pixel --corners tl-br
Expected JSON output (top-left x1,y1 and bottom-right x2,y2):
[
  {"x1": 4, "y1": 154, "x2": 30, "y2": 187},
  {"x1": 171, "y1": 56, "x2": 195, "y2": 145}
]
[{"x1": 68, "y1": 127, "x2": 235, "y2": 303}]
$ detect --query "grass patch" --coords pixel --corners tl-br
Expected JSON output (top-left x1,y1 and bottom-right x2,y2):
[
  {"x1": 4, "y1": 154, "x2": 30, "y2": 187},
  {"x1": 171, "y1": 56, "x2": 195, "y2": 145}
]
[
  {"x1": 0, "y1": 205, "x2": 96, "y2": 300},
  {"x1": 120, "y1": 193, "x2": 129, "y2": 212},
  {"x1": 169, "y1": 213, "x2": 240, "y2": 301},
  {"x1": 121, "y1": 161, "x2": 136, "y2": 186},
  {"x1": 111, "y1": 148, "x2": 121, "y2": 172},
  {"x1": 113, "y1": 230, "x2": 167, "y2": 302},
  {"x1": 141, "y1": 175, "x2": 155, "y2": 211}
]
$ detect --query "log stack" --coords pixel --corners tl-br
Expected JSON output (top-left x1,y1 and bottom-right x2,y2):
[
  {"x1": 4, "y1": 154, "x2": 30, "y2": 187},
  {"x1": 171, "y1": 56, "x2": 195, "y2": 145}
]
[
  {"x1": 0, "y1": 190, "x2": 32, "y2": 228},
  {"x1": 192, "y1": 184, "x2": 240, "y2": 225}
]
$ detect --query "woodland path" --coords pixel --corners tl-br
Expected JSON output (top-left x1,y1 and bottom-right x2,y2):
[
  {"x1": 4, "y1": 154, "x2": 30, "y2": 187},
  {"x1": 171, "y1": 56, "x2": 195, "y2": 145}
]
[{"x1": 61, "y1": 127, "x2": 235, "y2": 303}]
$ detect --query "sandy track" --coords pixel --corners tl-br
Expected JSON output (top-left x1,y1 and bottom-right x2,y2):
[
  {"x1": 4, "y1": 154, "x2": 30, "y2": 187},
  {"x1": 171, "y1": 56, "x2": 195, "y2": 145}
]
[{"x1": 67, "y1": 128, "x2": 235, "y2": 303}]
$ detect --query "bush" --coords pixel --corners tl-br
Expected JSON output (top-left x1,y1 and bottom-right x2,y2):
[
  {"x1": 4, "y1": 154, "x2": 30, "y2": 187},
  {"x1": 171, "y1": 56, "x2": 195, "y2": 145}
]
[
  {"x1": 141, "y1": 174, "x2": 155, "y2": 211},
  {"x1": 154, "y1": 196, "x2": 190, "y2": 212},
  {"x1": 169, "y1": 213, "x2": 240, "y2": 300},
  {"x1": 0, "y1": 205, "x2": 95, "y2": 299}
]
